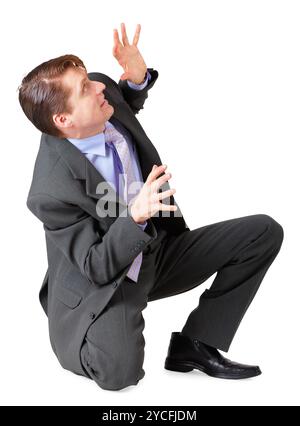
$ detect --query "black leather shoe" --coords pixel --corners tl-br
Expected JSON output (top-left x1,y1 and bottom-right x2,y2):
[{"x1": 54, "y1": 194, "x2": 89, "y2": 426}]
[{"x1": 164, "y1": 332, "x2": 262, "y2": 380}]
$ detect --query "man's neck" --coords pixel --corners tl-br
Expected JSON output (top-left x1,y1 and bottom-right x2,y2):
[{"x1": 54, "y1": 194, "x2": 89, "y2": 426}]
[{"x1": 65, "y1": 121, "x2": 110, "y2": 139}]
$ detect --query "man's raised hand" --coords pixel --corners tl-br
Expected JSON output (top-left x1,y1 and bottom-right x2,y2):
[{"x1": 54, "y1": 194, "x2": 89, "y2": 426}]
[{"x1": 112, "y1": 23, "x2": 148, "y2": 85}]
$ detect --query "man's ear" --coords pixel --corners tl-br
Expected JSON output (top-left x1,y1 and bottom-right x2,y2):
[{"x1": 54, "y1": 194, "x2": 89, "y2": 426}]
[{"x1": 53, "y1": 113, "x2": 72, "y2": 132}]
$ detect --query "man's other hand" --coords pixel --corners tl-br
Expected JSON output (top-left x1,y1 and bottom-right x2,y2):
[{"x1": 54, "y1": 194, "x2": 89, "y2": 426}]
[{"x1": 129, "y1": 165, "x2": 178, "y2": 224}]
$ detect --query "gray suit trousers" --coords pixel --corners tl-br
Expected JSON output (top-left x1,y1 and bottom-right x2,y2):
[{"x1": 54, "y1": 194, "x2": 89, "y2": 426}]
[{"x1": 80, "y1": 213, "x2": 284, "y2": 391}]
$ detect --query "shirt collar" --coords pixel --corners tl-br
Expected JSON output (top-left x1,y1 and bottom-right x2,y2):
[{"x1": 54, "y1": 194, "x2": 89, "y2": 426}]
[{"x1": 67, "y1": 120, "x2": 115, "y2": 156}]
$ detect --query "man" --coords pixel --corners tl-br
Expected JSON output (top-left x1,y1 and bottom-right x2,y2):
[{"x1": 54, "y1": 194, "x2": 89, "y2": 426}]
[{"x1": 20, "y1": 23, "x2": 284, "y2": 391}]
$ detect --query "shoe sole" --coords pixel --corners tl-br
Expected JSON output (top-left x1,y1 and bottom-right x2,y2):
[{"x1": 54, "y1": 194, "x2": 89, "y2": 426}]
[{"x1": 164, "y1": 358, "x2": 262, "y2": 380}]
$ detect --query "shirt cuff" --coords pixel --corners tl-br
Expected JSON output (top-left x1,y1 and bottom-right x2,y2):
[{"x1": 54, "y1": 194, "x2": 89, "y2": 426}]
[
  {"x1": 127, "y1": 70, "x2": 152, "y2": 91},
  {"x1": 137, "y1": 220, "x2": 148, "y2": 231}
]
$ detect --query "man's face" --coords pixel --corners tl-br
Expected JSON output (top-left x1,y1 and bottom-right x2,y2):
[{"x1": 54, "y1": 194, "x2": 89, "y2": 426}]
[{"x1": 55, "y1": 66, "x2": 114, "y2": 139}]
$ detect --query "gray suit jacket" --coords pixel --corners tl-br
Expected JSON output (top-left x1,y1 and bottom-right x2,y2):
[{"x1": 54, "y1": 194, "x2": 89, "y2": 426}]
[{"x1": 26, "y1": 68, "x2": 190, "y2": 376}]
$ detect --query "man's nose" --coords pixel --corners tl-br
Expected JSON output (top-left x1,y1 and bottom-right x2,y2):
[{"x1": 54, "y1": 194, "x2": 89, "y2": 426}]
[{"x1": 96, "y1": 82, "x2": 106, "y2": 95}]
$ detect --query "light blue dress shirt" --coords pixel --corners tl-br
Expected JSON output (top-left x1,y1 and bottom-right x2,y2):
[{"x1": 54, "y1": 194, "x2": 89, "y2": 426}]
[{"x1": 68, "y1": 71, "x2": 152, "y2": 231}]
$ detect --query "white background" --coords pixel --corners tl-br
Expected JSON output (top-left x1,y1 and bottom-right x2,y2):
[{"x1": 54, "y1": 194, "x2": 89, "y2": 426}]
[{"x1": 1, "y1": 0, "x2": 299, "y2": 406}]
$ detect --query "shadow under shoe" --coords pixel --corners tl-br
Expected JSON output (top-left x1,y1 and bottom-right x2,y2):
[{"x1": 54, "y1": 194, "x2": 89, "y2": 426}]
[{"x1": 164, "y1": 332, "x2": 261, "y2": 380}]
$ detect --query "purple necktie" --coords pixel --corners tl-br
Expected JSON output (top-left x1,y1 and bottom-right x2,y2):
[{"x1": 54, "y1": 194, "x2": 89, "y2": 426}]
[
  {"x1": 104, "y1": 123, "x2": 143, "y2": 283},
  {"x1": 105, "y1": 140, "x2": 123, "y2": 197}
]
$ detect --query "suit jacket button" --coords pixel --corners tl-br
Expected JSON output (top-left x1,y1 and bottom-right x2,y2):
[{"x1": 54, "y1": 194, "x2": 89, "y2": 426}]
[{"x1": 89, "y1": 312, "x2": 96, "y2": 320}]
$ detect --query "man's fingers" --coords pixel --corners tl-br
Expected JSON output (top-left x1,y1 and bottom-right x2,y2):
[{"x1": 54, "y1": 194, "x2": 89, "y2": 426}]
[
  {"x1": 112, "y1": 45, "x2": 118, "y2": 57},
  {"x1": 113, "y1": 29, "x2": 121, "y2": 47},
  {"x1": 113, "y1": 23, "x2": 140, "y2": 53},
  {"x1": 133, "y1": 24, "x2": 141, "y2": 46},
  {"x1": 159, "y1": 202, "x2": 178, "y2": 211},
  {"x1": 146, "y1": 164, "x2": 167, "y2": 183},
  {"x1": 153, "y1": 172, "x2": 172, "y2": 192},
  {"x1": 121, "y1": 22, "x2": 129, "y2": 46},
  {"x1": 156, "y1": 188, "x2": 176, "y2": 201}
]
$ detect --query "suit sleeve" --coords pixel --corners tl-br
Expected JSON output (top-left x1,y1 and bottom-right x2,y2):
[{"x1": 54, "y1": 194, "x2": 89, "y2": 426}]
[
  {"x1": 118, "y1": 68, "x2": 159, "y2": 115},
  {"x1": 27, "y1": 193, "x2": 157, "y2": 287}
]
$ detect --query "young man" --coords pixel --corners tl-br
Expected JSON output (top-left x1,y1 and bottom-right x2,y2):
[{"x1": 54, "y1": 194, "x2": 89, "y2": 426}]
[{"x1": 20, "y1": 23, "x2": 284, "y2": 391}]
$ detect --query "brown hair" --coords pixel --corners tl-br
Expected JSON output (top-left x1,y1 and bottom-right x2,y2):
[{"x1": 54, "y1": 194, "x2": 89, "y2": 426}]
[{"x1": 18, "y1": 54, "x2": 86, "y2": 138}]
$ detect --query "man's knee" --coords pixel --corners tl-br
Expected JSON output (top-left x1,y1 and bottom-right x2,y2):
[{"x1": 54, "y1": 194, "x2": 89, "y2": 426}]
[
  {"x1": 254, "y1": 214, "x2": 284, "y2": 249},
  {"x1": 80, "y1": 338, "x2": 145, "y2": 391}
]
